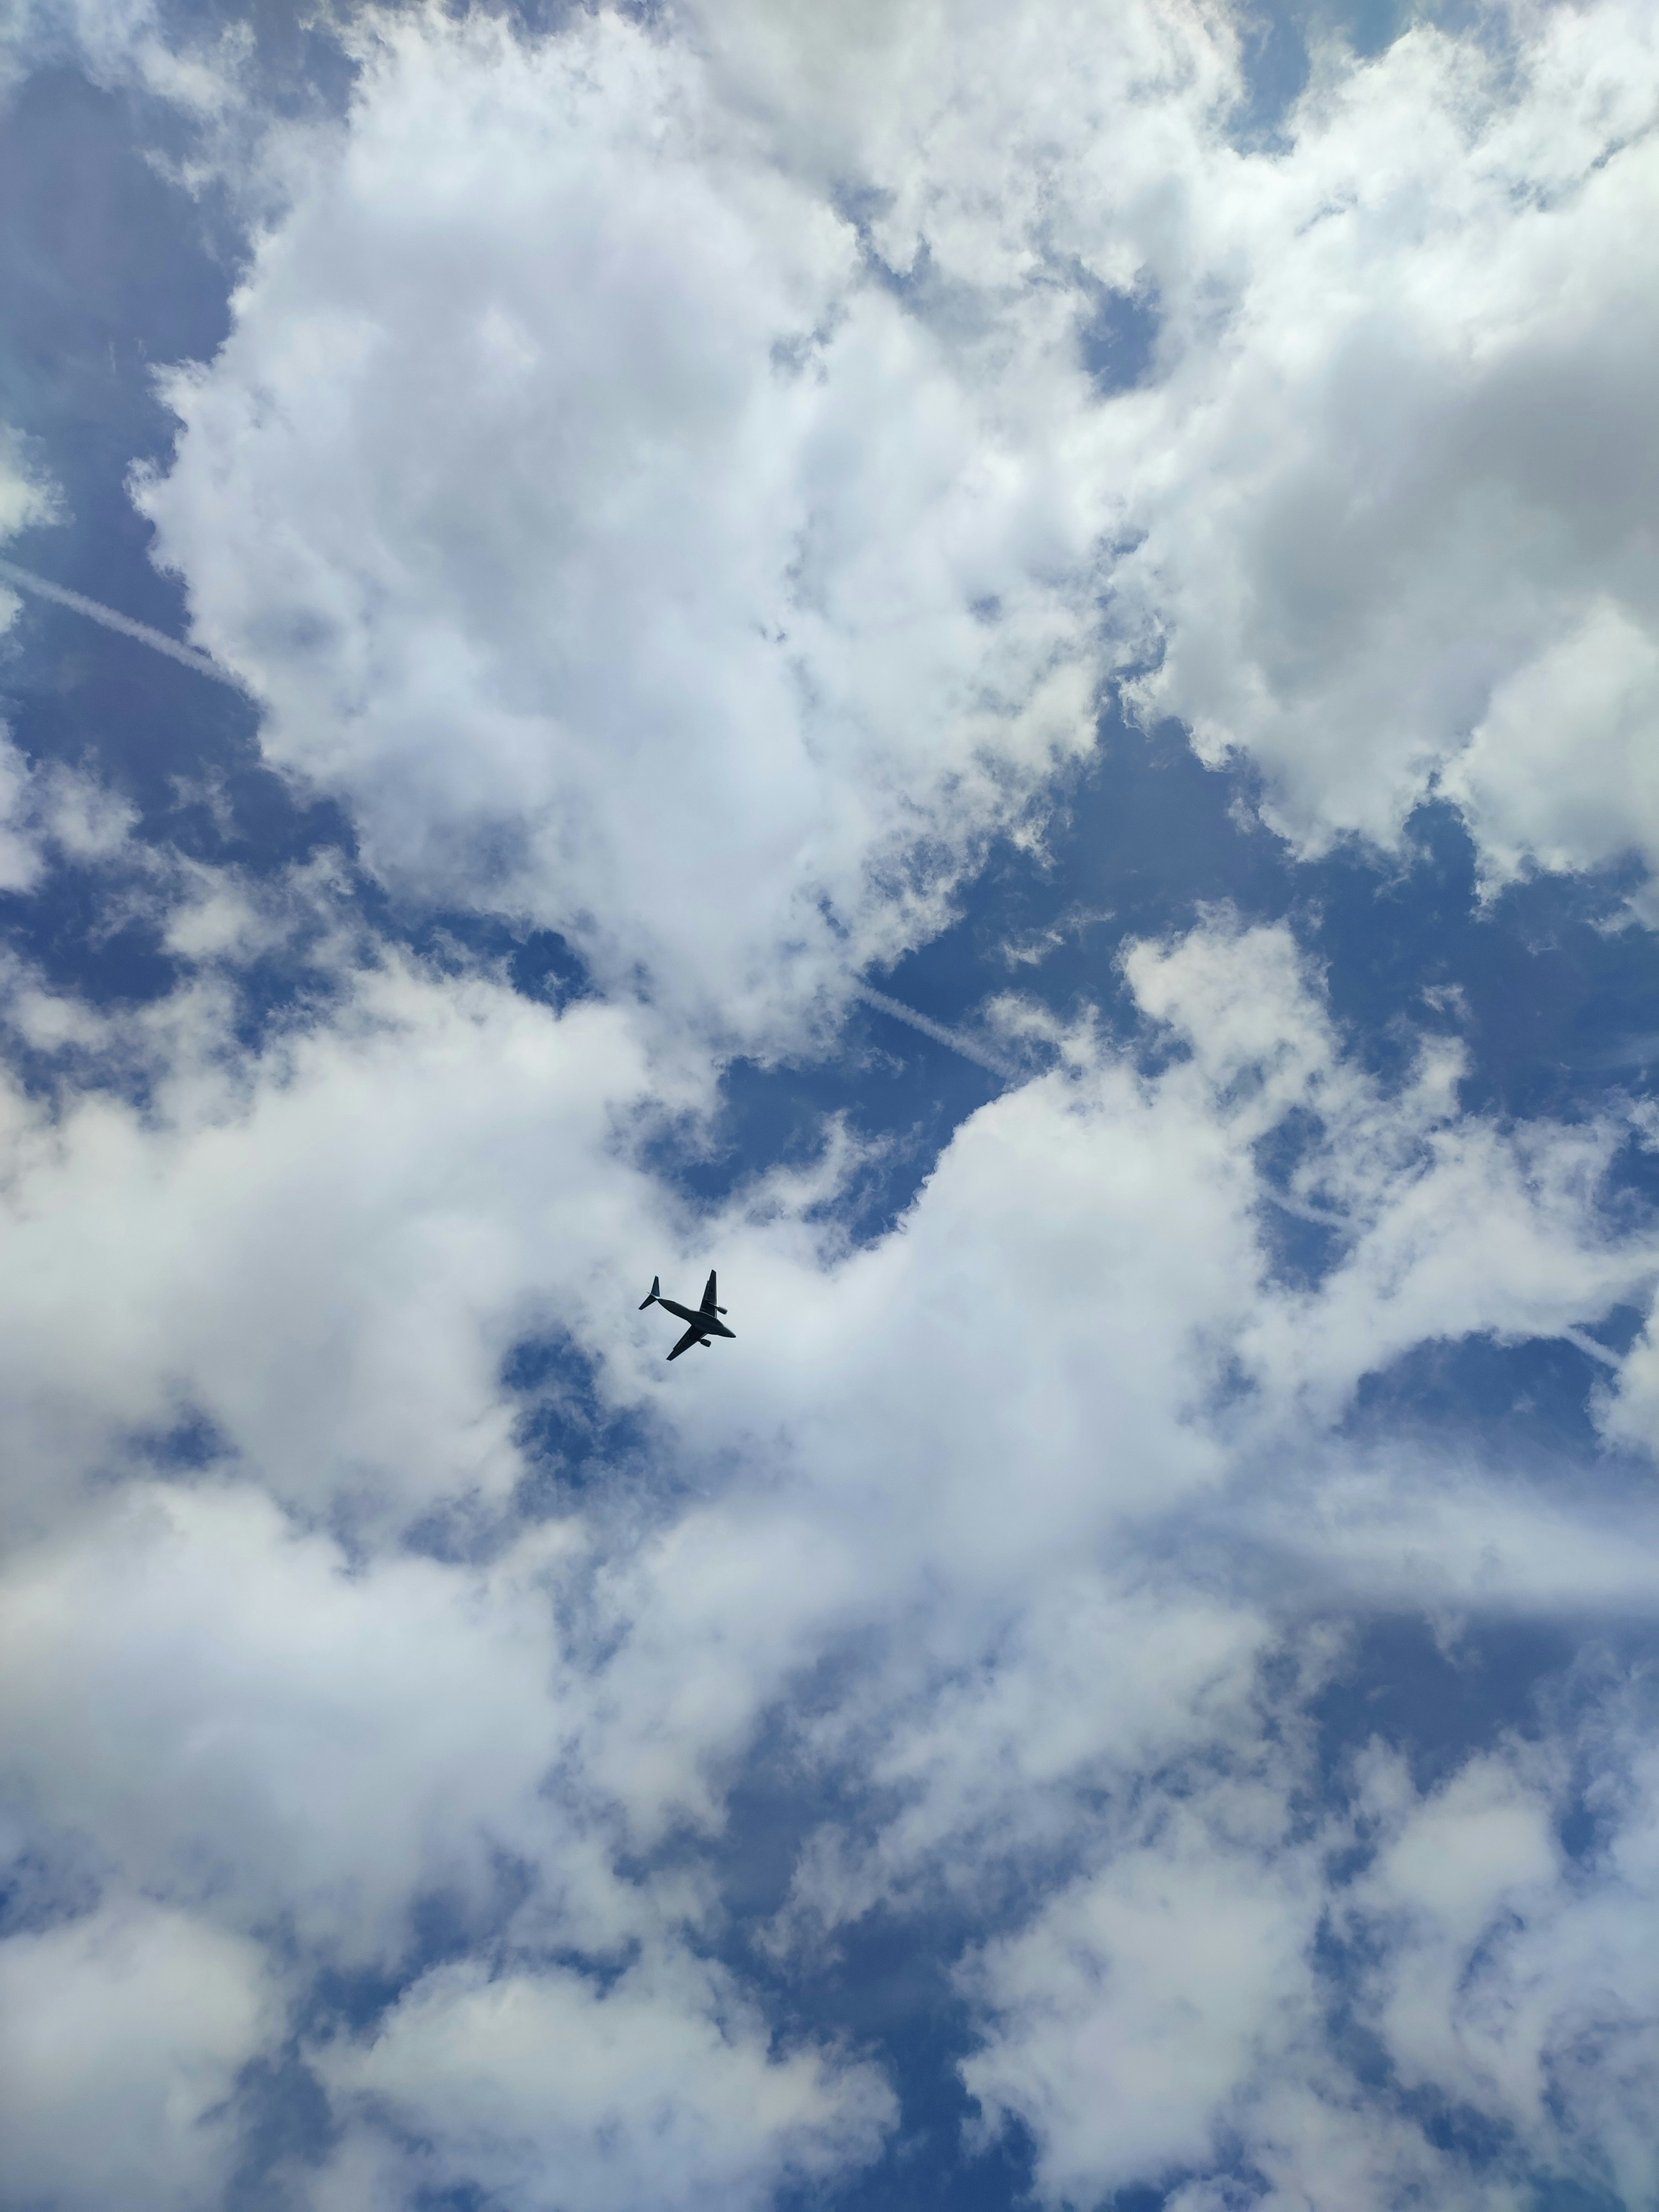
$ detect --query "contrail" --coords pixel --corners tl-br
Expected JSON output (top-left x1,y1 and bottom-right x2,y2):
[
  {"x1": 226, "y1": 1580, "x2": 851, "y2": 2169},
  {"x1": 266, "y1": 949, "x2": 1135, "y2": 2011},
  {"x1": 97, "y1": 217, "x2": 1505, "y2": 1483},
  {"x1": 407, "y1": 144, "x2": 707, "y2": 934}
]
[
  {"x1": 1561, "y1": 1325, "x2": 1623, "y2": 1372},
  {"x1": 853, "y1": 983, "x2": 1020, "y2": 1081},
  {"x1": 0, "y1": 556, "x2": 247, "y2": 691}
]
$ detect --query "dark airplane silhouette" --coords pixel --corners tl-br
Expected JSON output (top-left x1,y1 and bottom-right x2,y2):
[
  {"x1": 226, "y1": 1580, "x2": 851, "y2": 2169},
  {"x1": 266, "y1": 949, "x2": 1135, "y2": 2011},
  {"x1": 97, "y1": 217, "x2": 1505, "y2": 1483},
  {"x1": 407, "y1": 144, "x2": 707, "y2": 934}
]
[{"x1": 639, "y1": 1271, "x2": 736, "y2": 1361}]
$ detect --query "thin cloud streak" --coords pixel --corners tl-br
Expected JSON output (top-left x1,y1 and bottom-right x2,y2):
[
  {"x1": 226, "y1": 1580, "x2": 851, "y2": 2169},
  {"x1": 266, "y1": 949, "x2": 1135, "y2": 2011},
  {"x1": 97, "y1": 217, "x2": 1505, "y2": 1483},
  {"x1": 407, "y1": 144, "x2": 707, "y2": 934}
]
[
  {"x1": 0, "y1": 557, "x2": 246, "y2": 690},
  {"x1": 853, "y1": 984, "x2": 1019, "y2": 1080}
]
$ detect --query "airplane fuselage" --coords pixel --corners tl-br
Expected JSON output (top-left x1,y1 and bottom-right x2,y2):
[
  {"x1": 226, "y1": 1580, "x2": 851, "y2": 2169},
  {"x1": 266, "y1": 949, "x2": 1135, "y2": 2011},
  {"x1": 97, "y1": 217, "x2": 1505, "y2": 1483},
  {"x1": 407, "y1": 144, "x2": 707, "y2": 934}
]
[{"x1": 658, "y1": 1299, "x2": 735, "y2": 1338}]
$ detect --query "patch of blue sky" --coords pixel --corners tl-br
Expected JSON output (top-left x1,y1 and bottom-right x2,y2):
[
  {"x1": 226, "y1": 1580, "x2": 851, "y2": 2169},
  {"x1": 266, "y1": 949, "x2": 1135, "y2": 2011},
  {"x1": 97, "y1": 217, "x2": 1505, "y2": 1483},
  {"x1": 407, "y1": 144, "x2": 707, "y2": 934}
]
[
  {"x1": 654, "y1": 1708, "x2": 1052, "y2": 2212},
  {"x1": 0, "y1": 69, "x2": 234, "y2": 648},
  {"x1": 1313, "y1": 1616, "x2": 1583, "y2": 1802},
  {"x1": 502, "y1": 1328, "x2": 659, "y2": 1507},
  {"x1": 0, "y1": 69, "x2": 352, "y2": 1014}
]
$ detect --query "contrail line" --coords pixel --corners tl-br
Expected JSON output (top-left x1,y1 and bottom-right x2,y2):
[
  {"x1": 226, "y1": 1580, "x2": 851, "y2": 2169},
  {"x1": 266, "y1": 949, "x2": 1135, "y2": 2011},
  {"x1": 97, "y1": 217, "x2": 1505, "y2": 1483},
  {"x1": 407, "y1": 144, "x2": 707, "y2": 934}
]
[
  {"x1": 0, "y1": 556, "x2": 247, "y2": 690},
  {"x1": 853, "y1": 983, "x2": 1020, "y2": 1081}
]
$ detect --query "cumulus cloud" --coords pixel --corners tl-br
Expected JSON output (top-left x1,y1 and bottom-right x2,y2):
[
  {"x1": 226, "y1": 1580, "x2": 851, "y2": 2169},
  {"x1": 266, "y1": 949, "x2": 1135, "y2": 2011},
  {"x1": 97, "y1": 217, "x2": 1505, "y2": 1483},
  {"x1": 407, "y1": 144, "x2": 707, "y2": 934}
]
[
  {"x1": 1444, "y1": 599, "x2": 1659, "y2": 899},
  {"x1": 1349, "y1": 1746, "x2": 1565, "y2": 2117},
  {"x1": 1, "y1": 1484, "x2": 584, "y2": 1961},
  {"x1": 943, "y1": 1678, "x2": 1659, "y2": 2209},
  {"x1": 140, "y1": 3, "x2": 1109, "y2": 1047},
  {"x1": 960, "y1": 1797, "x2": 1322, "y2": 2202},
  {"x1": 127, "y1": 0, "x2": 1659, "y2": 1050},
  {"x1": 314, "y1": 1950, "x2": 895, "y2": 2212},
  {"x1": 712, "y1": 0, "x2": 1659, "y2": 898},
  {"x1": 0, "y1": 1899, "x2": 280, "y2": 2212},
  {"x1": 1109, "y1": 0, "x2": 1659, "y2": 877},
  {"x1": 1330, "y1": 1712, "x2": 1659, "y2": 2210},
  {"x1": 0, "y1": 424, "x2": 57, "y2": 528},
  {"x1": 0, "y1": 1484, "x2": 895, "y2": 2210},
  {"x1": 0, "y1": 948, "x2": 687, "y2": 1545},
  {"x1": 0, "y1": 723, "x2": 137, "y2": 894}
]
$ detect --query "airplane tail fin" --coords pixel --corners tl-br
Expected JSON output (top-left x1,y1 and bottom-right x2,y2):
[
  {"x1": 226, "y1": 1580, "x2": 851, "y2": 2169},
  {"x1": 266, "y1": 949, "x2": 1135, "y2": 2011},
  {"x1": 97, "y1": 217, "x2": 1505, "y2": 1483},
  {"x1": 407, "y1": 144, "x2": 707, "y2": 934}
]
[{"x1": 639, "y1": 1275, "x2": 660, "y2": 1309}]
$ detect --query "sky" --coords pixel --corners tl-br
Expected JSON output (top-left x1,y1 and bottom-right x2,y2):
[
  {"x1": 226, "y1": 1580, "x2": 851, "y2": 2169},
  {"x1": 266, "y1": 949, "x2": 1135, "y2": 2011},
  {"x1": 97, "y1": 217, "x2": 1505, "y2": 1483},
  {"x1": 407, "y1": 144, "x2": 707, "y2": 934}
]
[{"x1": 2, "y1": 2, "x2": 1659, "y2": 2208}]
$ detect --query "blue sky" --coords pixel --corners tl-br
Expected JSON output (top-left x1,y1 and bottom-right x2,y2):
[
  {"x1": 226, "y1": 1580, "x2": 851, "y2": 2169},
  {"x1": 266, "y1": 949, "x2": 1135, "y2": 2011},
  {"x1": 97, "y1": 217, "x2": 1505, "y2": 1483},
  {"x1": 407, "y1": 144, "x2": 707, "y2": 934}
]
[{"x1": 3, "y1": 4, "x2": 1659, "y2": 2209}]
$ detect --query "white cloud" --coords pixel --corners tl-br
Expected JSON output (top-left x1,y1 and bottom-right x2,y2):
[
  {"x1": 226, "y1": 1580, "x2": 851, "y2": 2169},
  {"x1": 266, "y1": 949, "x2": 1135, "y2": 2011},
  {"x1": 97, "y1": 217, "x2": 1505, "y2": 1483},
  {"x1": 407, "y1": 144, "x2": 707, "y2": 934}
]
[
  {"x1": 680, "y1": 0, "x2": 1659, "y2": 901},
  {"x1": 0, "y1": 723, "x2": 136, "y2": 896},
  {"x1": 947, "y1": 1701, "x2": 1659, "y2": 2210},
  {"x1": 960, "y1": 1798, "x2": 1322, "y2": 2203},
  {"x1": 0, "y1": 1479, "x2": 892, "y2": 2208},
  {"x1": 766, "y1": 1575, "x2": 1276, "y2": 1953},
  {"x1": 139, "y1": 2, "x2": 1110, "y2": 1049},
  {"x1": 1351, "y1": 1747, "x2": 1563, "y2": 2111},
  {"x1": 0, "y1": 426, "x2": 58, "y2": 547},
  {"x1": 1444, "y1": 596, "x2": 1659, "y2": 896},
  {"x1": 157, "y1": 846, "x2": 353, "y2": 962},
  {"x1": 1106, "y1": 1, "x2": 1659, "y2": 873},
  {"x1": 1166, "y1": 2069, "x2": 1518, "y2": 2212},
  {"x1": 704, "y1": 0, "x2": 1659, "y2": 890},
  {"x1": 0, "y1": 1900, "x2": 280, "y2": 2212},
  {"x1": 0, "y1": 950, "x2": 688, "y2": 1545},
  {"x1": 0, "y1": 0, "x2": 247, "y2": 114},
  {"x1": 314, "y1": 1950, "x2": 895, "y2": 2212},
  {"x1": 129, "y1": 0, "x2": 1659, "y2": 1034},
  {"x1": 1334, "y1": 1723, "x2": 1659, "y2": 2209},
  {"x1": 0, "y1": 1483, "x2": 600, "y2": 1964}
]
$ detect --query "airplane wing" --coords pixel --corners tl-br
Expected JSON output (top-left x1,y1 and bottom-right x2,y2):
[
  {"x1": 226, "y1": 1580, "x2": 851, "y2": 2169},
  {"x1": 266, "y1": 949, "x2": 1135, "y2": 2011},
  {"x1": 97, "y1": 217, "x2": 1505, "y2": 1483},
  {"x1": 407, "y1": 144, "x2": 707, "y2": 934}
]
[
  {"x1": 700, "y1": 1270, "x2": 718, "y2": 1312},
  {"x1": 667, "y1": 1323, "x2": 704, "y2": 1361}
]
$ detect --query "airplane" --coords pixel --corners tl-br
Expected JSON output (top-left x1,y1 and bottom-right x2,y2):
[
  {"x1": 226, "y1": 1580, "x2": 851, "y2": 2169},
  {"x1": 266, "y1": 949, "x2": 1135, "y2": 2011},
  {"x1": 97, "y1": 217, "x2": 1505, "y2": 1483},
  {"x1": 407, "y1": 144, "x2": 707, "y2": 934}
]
[{"x1": 639, "y1": 1270, "x2": 737, "y2": 1361}]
